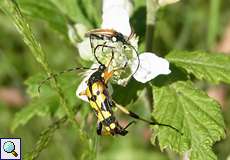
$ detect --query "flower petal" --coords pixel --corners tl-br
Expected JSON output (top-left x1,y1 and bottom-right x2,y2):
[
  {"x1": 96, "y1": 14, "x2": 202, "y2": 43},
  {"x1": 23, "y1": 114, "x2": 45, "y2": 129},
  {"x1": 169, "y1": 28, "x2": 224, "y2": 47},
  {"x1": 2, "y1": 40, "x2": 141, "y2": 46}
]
[
  {"x1": 103, "y1": 0, "x2": 133, "y2": 16},
  {"x1": 77, "y1": 38, "x2": 93, "y2": 61},
  {"x1": 131, "y1": 52, "x2": 171, "y2": 83},
  {"x1": 102, "y1": 4, "x2": 131, "y2": 36},
  {"x1": 68, "y1": 23, "x2": 88, "y2": 46},
  {"x1": 76, "y1": 76, "x2": 89, "y2": 102}
]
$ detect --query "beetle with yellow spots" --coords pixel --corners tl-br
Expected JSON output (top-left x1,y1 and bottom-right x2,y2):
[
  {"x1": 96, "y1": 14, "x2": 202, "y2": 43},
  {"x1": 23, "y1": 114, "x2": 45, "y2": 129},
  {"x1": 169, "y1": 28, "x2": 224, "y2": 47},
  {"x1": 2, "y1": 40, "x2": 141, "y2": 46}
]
[
  {"x1": 38, "y1": 38, "x2": 182, "y2": 136},
  {"x1": 78, "y1": 56, "x2": 131, "y2": 136},
  {"x1": 77, "y1": 49, "x2": 182, "y2": 136}
]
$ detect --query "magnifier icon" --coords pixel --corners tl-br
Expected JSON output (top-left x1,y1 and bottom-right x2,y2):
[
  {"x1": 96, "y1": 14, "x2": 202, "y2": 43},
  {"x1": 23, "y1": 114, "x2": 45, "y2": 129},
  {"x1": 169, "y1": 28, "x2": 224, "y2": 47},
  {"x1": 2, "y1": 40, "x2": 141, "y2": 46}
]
[{"x1": 3, "y1": 141, "x2": 18, "y2": 157}]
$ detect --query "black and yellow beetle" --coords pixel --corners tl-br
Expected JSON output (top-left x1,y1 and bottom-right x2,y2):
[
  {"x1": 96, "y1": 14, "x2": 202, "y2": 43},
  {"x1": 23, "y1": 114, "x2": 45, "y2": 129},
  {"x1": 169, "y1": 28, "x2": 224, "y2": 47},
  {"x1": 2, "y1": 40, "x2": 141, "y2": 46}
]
[
  {"x1": 38, "y1": 47, "x2": 181, "y2": 136},
  {"x1": 38, "y1": 29, "x2": 182, "y2": 136},
  {"x1": 77, "y1": 56, "x2": 181, "y2": 135}
]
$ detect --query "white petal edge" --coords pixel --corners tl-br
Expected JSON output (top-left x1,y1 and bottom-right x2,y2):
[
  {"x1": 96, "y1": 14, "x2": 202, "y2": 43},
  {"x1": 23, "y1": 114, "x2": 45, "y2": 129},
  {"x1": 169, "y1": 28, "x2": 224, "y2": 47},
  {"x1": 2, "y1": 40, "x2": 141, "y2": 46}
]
[
  {"x1": 76, "y1": 75, "x2": 89, "y2": 102},
  {"x1": 77, "y1": 38, "x2": 93, "y2": 61},
  {"x1": 68, "y1": 23, "x2": 88, "y2": 42},
  {"x1": 101, "y1": 6, "x2": 131, "y2": 36},
  {"x1": 131, "y1": 52, "x2": 171, "y2": 83},
  {"x1": 103, "y1": 0, "x2": 133, "y2": 16}
]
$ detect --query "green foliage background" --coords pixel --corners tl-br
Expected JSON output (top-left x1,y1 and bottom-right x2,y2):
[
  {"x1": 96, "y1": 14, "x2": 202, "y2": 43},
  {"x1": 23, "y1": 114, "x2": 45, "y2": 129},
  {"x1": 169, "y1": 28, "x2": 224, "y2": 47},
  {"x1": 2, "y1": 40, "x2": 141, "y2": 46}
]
[{"x1": 0, "y1": 0, "x2": 230, "y2": 160}]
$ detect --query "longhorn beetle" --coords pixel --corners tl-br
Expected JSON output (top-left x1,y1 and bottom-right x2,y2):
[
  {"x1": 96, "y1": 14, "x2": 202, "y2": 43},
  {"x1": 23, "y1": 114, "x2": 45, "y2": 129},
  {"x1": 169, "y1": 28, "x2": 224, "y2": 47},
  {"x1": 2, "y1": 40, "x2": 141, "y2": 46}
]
[
  {"x1": 85, "y1": 28, "x2": 140, "y2": 77},
  {"x1": 38, "y1": 46, "x2": 182, "y2": 136}
]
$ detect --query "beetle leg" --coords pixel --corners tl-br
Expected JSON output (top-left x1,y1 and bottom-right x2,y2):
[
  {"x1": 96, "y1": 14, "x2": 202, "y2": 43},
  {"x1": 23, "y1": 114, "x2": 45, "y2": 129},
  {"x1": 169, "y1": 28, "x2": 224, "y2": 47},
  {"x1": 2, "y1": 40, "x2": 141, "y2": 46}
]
[
  {"x1": 96, "y1": 122, "x2": 102, "y2": 135},
  {"x1": 123, "y1": 120, "x2": 136, "y2": 130},
  {"x1": 113, "y1": 101, "x2": 183, "y2": 135}
]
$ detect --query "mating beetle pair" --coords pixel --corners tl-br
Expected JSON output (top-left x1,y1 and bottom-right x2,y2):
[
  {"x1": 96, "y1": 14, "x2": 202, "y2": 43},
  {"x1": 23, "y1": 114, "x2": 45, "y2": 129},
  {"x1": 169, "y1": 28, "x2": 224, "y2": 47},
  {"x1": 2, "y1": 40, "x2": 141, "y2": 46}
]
[{"x1": 39, "y1": 29, "x2": 182, "y2": 136}]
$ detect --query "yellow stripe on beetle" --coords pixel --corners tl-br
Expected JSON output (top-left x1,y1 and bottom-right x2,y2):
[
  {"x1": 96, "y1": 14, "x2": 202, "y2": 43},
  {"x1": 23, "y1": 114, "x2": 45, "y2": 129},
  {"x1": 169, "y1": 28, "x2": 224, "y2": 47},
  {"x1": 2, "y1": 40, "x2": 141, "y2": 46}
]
[{"x1": 97, "y1": 111, "x2": 111, "y2": 122}]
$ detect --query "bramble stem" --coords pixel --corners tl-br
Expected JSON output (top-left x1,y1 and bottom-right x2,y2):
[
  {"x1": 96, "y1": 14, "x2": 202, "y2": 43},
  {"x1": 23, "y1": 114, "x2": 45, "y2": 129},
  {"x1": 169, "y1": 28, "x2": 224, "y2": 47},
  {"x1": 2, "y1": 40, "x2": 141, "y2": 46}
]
[
  {"x1": 145, "y1": 0, "x2": 158, "y2": 52},
  {"x1": 4, "y1": 0, "x2": 89, "y2": 156}
]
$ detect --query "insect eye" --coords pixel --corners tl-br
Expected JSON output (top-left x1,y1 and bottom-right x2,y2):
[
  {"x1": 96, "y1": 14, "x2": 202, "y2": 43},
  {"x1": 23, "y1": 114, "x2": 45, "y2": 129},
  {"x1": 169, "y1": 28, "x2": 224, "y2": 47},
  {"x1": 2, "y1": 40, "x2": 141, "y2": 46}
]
[
  {"x1": 112, "y1": 36, "x2": 117, "y2": 42},
  {"x1": 100, "y1": 64, "x2": 106, "y2": 70}
]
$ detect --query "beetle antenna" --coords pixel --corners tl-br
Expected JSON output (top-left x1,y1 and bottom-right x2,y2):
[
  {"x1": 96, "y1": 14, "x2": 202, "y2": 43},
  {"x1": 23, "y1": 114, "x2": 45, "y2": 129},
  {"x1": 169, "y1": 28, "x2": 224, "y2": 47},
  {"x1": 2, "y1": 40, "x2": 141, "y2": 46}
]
[{"x1": 38, "y1": 66, "x2": 97, "y2": 93}]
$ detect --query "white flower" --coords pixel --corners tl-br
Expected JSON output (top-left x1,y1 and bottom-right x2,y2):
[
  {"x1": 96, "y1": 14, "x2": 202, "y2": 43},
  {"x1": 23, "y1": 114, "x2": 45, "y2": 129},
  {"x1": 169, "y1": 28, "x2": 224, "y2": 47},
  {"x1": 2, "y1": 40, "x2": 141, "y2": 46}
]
[
  {"x1": 102, "y1": 2, "x2": 131, "y2": 36},
  {"x1": 101, "y1": 0, "x2": 171, "y2": 83},
  {"x1": 75, "y1": 0, "x2": 172, "y2": 98},
  {"x1": 67, "y1": 23, "x2": 94, "y2": 61},
  {"x1": 103, "y1": 0, "x2": 133, "y2": 17},
  {"x1": 131, "y1": 52, "x2": 171, "y2": 83},
  {"x1": 77, "y1": 38, "x2": 93, "y2": 61},
  {"x1": 75, "y1": 75, "x2": 89, "y2": 102},
  {"x1": 68, "y1": 23, "x2": 88, "y2": 44}
]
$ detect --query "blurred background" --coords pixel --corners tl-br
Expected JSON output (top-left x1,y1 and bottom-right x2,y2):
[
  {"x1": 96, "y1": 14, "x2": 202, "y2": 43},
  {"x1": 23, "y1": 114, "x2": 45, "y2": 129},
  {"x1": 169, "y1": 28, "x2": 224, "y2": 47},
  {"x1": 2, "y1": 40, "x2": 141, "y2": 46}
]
[{"x1": 0, "y1": 0, "x2": 230, "y2": 159}]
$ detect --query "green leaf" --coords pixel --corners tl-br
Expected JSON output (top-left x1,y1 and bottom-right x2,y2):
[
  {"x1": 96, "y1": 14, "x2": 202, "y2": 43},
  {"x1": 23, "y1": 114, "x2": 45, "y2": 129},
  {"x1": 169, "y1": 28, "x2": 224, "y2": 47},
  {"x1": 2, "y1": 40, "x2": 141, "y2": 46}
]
[
  {"x1": 4, "y1": 0, "x2": 50, "y2": 71},
  {"x1": 49, "y1": 0, "x2": 92, "y2": 26},
  {"x1": 76, "y1": 0, "x2": 102, "y2": 27},
  {"x1": 11, "y1": 99, "x2": 51, "y2": 132},
  {"x1": 151, "y1": 81, "x2": 225, "y2": 160},
  {"x1": 49, "y1": 0, "x2": 78, "y2": 21},
  {"x1": 166, "y1": 51, "x2": 230, "y2": 84},
  {"x1": 5, "y1": 0, "x2": 83, "y2": 136},
  {"x1": 24, "y1": 116, "x2": 67, "y2": 160},
  {"x1": 25, "y1": 72, "x2": 84, "y2": 118},
  {"x1": 25, "y1": 72, "x2": 81, "y2": 97},
  {"x1": 58, "y1": 74, "x2": 83, "y2": 107},
  {"x1": 113, "y1": 79, "x2": 145, "y2": 105},
  {"x1": 18, "y1": 0, "x2": 68, "y2": 37},
  {"x1": 25, "y1": 73, "x2": 49, "y2": 98}
]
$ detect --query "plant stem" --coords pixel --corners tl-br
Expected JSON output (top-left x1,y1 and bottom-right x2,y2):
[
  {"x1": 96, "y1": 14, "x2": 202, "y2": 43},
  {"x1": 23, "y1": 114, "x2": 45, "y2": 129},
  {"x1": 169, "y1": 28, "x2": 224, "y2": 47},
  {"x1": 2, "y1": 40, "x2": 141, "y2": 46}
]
[
  {"x1": 25, "y1": 116, "x2": 68, "y2": 160},
  {"x1": 145, "y1": 0, "x2": 158, "y2": 52},
  {"x1": 145, "y1": 25, "x2": 155, "y2": 52},
  {"x1": 5, "y1": 0, "x2": 87, "y2": 139},
  {"x1": 207, "y1": 0, "x2": 221, "y2": 50},
  {"x1": 145, "y1": 0, "x2": 158, "y2": 110}
]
